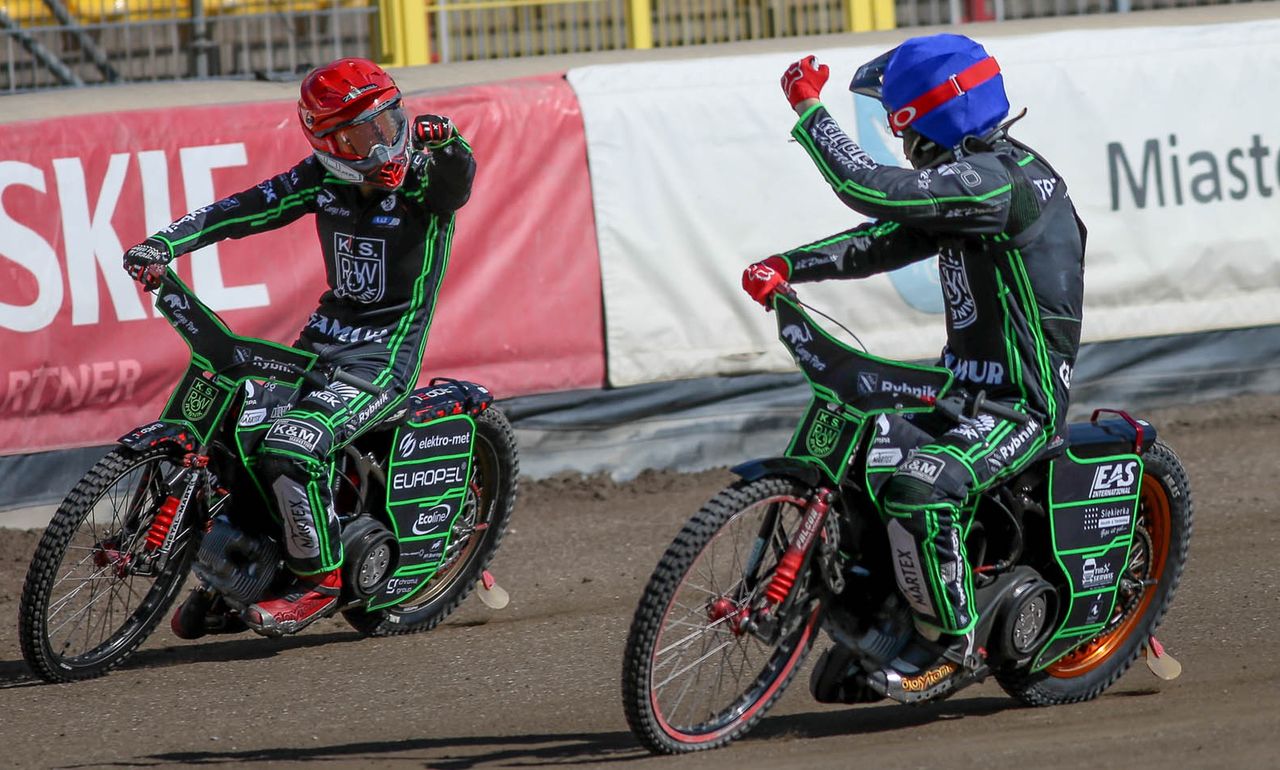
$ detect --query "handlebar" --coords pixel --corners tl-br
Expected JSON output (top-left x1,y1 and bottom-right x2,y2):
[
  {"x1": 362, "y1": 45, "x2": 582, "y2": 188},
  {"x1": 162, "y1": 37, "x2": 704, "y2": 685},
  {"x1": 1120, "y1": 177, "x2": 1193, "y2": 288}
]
[
  {"x1": 928, "y1": 392, "x2": 1030, "y2": 425},
  {"x1": 331, "y1": 368, "x2": 382, "y2": 396},
  {"x1": 295, "y1": 366, "x2": 382, "y2": 397}
]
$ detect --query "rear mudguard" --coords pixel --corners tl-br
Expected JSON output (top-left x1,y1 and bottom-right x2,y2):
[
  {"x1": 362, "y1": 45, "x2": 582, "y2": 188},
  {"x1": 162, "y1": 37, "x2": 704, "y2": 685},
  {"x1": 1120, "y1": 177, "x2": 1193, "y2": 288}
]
[
  {"x1": 118, "y1": 420, "x2": 197, "y2": 454},
  {"x1": 1065, "y1": 417, "x2": 1159, "y2": 459},
  {"x1": 731, "y1": 457, "x2": 824, "y2": 488}
]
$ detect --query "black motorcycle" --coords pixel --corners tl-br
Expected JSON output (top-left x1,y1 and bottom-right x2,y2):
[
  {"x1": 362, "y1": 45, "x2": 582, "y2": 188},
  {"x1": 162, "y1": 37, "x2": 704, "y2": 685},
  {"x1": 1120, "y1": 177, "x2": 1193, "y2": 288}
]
[
  {"x1": 19, "y1": 270, "x2": 518, "y2": 683},
  {"x1": 621, "y1": 288, "x2": 1191, "y2": 753}
]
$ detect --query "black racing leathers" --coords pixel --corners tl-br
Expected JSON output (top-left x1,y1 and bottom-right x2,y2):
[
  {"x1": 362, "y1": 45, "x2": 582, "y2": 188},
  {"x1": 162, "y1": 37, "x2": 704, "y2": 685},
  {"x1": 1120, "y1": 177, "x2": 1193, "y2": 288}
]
[
  {"x1": 150, "y1": 135, "x2": 475, "y2": 575},
  {"x1": 781, "y1": 104, "x2": 1085, "y2": 635}
]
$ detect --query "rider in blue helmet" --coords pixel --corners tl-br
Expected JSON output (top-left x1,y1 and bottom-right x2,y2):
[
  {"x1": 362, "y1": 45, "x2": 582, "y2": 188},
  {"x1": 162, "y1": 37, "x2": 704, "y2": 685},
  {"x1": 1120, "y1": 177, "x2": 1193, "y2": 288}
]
[{"x1": 745, "y1": 34, "x2": 1087, "y2": 703}]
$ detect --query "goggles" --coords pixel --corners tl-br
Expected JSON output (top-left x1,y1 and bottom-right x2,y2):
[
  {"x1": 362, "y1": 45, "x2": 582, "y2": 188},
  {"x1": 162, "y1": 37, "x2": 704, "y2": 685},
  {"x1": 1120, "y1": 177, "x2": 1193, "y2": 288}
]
[{"x1": 312, "y1": 99, "x2": 407, "y2": 162}]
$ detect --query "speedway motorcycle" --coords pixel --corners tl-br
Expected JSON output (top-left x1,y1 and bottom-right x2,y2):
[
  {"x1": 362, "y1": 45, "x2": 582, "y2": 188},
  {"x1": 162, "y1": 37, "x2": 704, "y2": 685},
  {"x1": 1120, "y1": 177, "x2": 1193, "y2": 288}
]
[
  {"x1": 19, "y1": 270, "x2": 518, "y2": 683},
  {"x1": 621, "y1": 287, "x2": 1192, "y2": 753}
]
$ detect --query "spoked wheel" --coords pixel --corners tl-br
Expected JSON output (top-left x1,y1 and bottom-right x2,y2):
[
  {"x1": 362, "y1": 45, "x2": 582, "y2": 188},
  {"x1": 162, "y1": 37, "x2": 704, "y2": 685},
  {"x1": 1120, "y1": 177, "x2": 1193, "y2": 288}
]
[
  {"x1": 622, "y1": 476, "x2": 823, "y2": 754},
  {"x1": 343, "y1": 407, "x2": 518, "y2": 636},
  {"x1": 18, "y1": 445, "x2": 197, "y2": 682},
  {"x1": 997, "y1": 440, "x2": 1193, "y2": 705}
]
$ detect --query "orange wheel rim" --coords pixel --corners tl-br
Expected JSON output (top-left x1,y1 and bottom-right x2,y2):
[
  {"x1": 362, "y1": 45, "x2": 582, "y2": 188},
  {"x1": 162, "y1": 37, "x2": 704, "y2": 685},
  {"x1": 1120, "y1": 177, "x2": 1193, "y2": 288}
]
[{"x1": 1046, "y1": 472, "x2": 1171, "y2": 678}]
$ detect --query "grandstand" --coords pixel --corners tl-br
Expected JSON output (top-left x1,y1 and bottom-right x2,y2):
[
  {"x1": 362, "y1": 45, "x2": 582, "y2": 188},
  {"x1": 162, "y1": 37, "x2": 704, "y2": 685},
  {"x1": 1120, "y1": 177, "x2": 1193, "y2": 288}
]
[{"x1": 1, "y1": 0, "x2": 1260, "y2": 92}]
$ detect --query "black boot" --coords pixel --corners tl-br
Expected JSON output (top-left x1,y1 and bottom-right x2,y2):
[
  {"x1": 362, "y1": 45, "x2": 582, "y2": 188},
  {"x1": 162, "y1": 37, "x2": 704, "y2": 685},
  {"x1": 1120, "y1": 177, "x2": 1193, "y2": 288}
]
[
  {"x1": 171, "y1": 587, "x2": 249, "y2": 640},
  {"x1": 810, "y1": 645, "x2": 884, "y2": 704}
]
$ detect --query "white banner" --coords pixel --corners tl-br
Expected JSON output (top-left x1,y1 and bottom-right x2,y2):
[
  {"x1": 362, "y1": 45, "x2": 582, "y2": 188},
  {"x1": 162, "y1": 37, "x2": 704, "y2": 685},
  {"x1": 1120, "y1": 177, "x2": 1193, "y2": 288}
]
[{"x1": 570, "y1": 20, "x2": 1280, "y2": 387}]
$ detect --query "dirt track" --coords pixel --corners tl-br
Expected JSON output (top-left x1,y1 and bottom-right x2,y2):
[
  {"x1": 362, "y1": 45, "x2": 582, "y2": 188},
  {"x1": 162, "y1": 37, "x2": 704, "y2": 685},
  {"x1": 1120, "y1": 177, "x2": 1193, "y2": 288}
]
[{"x1": 1, "y1": 394, "x2": 1278, "y2": 769}]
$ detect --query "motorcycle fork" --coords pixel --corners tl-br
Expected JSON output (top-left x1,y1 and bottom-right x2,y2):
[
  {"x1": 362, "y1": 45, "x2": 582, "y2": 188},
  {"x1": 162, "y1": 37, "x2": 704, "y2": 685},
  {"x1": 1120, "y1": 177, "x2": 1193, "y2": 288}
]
[
  {"x1": 750, "y1": 487, "x2": 834, "y2": 636},
  {"x1": 141, "y1": 454, "x2": 212, "y2": 573}
]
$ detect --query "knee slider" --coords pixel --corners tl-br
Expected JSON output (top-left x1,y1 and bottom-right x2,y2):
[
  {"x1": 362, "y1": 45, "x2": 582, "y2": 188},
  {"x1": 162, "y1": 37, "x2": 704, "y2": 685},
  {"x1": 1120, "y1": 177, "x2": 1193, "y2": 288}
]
[
  {"x1": 883, "y1": 473, "x2": 937, "y2": 510},
  {"x1": 254, "y1": 451, "x2": 315, "y2": 485}
]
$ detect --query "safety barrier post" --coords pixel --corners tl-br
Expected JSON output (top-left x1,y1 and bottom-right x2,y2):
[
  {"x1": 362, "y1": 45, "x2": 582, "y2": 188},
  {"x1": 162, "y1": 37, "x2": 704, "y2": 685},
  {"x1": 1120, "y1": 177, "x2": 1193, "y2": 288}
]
[
  {"x1": 379, "y1": 0, "x2": 432, "y2": 66},
  {"x1": 844, "y1": 0, "x2": 895, "y2": 32},
  {"x1": 626, "y1": 0, "x2": 652, "y2": 49}
]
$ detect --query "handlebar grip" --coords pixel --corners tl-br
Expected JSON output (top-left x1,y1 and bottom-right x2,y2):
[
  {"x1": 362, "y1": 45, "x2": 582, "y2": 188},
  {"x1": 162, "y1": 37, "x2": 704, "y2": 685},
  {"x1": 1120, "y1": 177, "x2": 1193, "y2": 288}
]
[
  {"x1": 332, "y1": 368, "x2": 382, "y2": 396},
  {"x1": 978, "y1": 398, "x2": 1030, "y2": 425}
]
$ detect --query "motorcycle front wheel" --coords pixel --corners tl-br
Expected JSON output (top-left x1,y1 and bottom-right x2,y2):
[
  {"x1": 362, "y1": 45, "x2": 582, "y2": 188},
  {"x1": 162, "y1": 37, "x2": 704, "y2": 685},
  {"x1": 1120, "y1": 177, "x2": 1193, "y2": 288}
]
[
  {"x1": 18, "y1": 445, "x2": 196, "y2": 682},
  {"x1": 621, "y1": 475, "x2": 822, "y2": 754}
]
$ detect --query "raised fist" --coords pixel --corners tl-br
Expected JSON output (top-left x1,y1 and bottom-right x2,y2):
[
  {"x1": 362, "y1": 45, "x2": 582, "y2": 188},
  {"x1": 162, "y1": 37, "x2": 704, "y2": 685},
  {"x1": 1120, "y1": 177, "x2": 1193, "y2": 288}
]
[
  {"x1": 122, "y1": 238, "x2": 171, "y2": 290},
  {"x1": 412, "y1": 114, "x2": 456, "y2": 149},
  {"x1": 781, "y1": 55, "x2": 829, "y2": 110}
]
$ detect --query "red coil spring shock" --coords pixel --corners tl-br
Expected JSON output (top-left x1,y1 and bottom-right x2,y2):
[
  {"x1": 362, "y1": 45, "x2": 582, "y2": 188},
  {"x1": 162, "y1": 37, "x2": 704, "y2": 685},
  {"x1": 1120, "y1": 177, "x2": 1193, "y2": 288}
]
[
  {"x1": 144, "y1": 496, "x2": 181, "y2": 551},
  {"x1": 762, "y1": 490, "x2": 832, "y2": 607}
]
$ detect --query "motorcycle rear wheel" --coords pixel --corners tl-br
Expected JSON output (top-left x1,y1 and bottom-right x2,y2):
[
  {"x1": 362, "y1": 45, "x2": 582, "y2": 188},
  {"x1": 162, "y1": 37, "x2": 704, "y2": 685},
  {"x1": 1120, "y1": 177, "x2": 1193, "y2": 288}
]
[
  {"x1": 996, "y1": 439, "x2": 1192, "y2": 704},
  {"x1": 342, "y1": 407, "x2": 518, "y2": 636},
  {"x1": 18, "y1": 445, "x2": 196, "y2": 683},
  {"x1": 622, "y1": 475, "x2": 822, "y2": 755}
]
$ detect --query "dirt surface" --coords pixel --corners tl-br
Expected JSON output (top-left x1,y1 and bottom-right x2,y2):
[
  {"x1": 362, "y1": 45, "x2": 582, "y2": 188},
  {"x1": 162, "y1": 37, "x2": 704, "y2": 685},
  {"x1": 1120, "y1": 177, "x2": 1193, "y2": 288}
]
[{"x1": 1, "y1": 394, "x2": 1279, "y2": 769}]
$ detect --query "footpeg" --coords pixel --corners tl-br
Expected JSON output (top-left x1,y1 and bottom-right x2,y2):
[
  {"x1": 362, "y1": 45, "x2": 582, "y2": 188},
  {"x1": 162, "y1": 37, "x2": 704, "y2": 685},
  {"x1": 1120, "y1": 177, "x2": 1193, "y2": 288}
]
[
  {"x1": 1143, "y1": 635, "x2": 1182, "y2": 680},
  {"x1": 476, "y1": 570, "x2": 509, "y2": 609}
]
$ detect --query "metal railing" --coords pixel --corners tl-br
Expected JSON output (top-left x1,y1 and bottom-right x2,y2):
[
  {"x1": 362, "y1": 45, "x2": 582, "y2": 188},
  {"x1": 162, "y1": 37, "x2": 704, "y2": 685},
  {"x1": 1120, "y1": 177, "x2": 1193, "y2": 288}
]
[
  {"x1": 2, "y1": 0, "x2": 375, "y2": 91},
  {"x1": 1, "y1": 0, "x2": 1266, "y2": 92}
]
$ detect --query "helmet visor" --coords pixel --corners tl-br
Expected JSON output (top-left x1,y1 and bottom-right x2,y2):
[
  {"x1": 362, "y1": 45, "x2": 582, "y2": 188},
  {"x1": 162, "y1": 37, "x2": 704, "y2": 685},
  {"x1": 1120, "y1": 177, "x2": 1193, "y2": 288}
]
[
  {"x1": 314, "y1": 100, "x2": 407, "y2": 161},
  {"x1": 849, "y1": 47, "x2": 896, "y2": 100}
]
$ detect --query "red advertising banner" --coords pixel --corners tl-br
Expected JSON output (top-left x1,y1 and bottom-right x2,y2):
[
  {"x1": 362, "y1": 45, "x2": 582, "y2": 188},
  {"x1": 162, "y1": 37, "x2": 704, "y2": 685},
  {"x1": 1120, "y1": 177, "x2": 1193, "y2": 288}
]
[{"x1": 0, "y1": 74, "x2": 604, "y2": 455}]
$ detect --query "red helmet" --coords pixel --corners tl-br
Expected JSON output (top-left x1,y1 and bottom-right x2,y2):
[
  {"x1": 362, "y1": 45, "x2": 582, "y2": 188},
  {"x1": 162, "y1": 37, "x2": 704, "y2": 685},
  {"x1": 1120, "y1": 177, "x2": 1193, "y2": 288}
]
[{"x1": 298, "y1": 58, "x2": 409, "y2": 190}]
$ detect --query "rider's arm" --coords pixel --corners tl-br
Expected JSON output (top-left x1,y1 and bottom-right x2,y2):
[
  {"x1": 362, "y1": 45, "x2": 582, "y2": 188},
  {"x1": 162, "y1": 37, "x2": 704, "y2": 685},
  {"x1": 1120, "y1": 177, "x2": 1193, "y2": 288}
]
[
  {"x1": 778, "y1": 219, "x2": 937, "y2": 282},
  {"x1": 411, "y1": 130, "x2": 476, "y2": 215},
  {"x1": 791, "y1": 104, "x2": 1011, "y2": 234},
  {"x1": 149, "y1": 157, "x2": 324, "y2": 260}
]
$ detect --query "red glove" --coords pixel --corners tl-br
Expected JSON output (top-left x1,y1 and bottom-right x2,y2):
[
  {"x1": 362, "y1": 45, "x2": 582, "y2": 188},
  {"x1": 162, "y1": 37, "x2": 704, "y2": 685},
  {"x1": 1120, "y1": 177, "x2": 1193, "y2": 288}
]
[
  {"x1": 412, "y1": 114, "x2": 456, "y2": 149},
  {"x1": 781, "y1": 55, "x2": 829, "y2": 109},
  {"x1": 742, "y1": 256, "x2": 790, "y2": 307}
]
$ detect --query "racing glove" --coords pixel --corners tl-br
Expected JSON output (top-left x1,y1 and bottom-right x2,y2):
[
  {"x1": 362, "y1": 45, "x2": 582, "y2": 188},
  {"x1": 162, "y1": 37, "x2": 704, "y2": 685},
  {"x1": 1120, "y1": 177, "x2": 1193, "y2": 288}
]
[
  {"x1": 122, "y1": 238, "x2": 171, "y2": 290},
  {"x1": 742, "y1": 256, "x2": 790, "y2": 307},
  {"x1": 781, "y1": 55, "x2": 829, "y2": 109},
  {"x1": 412, "y1": 114, "x2": 457, "y2": 150}
]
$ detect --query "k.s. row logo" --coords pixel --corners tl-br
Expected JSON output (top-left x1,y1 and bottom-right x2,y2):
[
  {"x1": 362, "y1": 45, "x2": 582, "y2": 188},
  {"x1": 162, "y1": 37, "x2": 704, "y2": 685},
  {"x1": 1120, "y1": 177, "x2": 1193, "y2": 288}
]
[{"x1": 334, "y1": 232, "x2": 387, "y2": 303}]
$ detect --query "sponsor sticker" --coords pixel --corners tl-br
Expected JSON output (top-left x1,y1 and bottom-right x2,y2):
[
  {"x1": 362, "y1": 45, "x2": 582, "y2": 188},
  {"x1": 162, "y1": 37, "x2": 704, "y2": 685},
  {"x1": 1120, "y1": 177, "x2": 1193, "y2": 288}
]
[
  {"x1": 939, "y1": 253, "x2": 977, "y2": 330},
  {"x1": 887, "y1": 520, "x2": 934, "y2": 616},
  {"x1": 804, "y1": 408, "x2": 842, "y2": 458},
  {"x1": 901, "y1": 662, "x2": 958, "y2": 692},
  {"x1": 266, "y1": 418, "x2": 322, "y2": 453},
  {"x1": 901, "y1": 454, "x2": 944, "y2": 484},
  {"x1": 411, "y1": 503, "x2": 454, "y2": 536},
  {"x1": 181, "y1": 379, "x2": 217, "y2": 421},
  {"x1": 238, "y1": 407, "x2": 267, "y2": 427},
  {"x1": 1081, "y1": 557, "x2": 1116, "y2": 589},
  {"x1": 1090, "y1": 461, "x2": 1138, "y2": 498},
  {"x1": 867, "y1": 447, "x2": 903, "y2": 467},
  {"x1": 333, "y1": 233, "x2": 388, "y2": 303}
]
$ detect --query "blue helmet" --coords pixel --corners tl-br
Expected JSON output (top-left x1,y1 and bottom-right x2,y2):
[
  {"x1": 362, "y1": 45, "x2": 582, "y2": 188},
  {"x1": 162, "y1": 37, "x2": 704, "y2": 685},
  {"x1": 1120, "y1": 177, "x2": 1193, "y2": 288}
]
[{"x1": 852, "y1": 34, "x2": 1009, "y2": 149}]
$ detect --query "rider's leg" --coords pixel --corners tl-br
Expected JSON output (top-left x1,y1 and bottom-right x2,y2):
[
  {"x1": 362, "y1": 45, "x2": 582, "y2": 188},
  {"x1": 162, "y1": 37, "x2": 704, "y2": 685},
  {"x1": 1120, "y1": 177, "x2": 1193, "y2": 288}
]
[
  {"x1": 871, "y1": 409, "x2": 1050, "y2": 700},
  {"x1": 245, "y1": 354, "x2": 410, "y2": 634}
]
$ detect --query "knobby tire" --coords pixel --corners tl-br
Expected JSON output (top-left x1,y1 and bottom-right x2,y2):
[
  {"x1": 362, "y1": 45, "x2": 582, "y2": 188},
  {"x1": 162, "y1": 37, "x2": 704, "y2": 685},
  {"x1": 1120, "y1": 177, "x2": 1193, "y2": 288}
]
[
  {"x1": 18, "y1": 445, "x2": 195, "y2": 683},
  {"x1": 622, "y1": 475, "x2": 821, "y2": 754}
]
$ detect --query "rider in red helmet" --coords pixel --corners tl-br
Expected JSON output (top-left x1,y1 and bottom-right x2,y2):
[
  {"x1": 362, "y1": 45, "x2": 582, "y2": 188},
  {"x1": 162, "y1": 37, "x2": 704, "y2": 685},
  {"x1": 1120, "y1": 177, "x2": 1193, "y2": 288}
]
[{"x1": 122, "y1": 58, "x2": 476, "y2": 637}]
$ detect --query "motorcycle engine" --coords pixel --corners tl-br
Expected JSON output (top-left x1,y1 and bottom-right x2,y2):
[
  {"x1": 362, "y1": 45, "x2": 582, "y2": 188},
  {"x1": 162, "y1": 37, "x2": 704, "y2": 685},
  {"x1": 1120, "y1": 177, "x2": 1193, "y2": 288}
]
[{"x1": 194, "y1": 514, "x2": 280, "y2": 610}]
